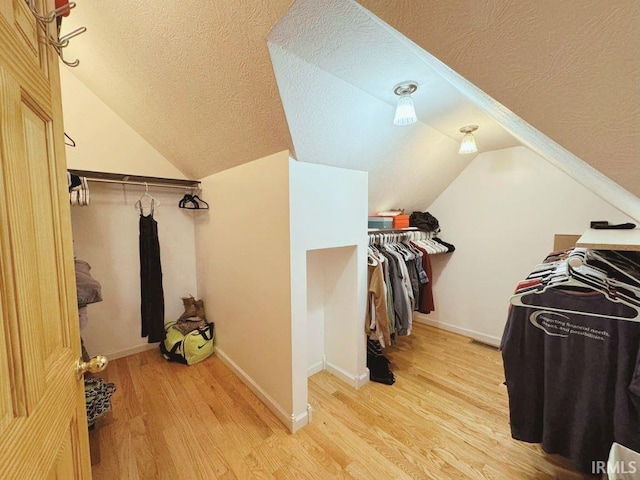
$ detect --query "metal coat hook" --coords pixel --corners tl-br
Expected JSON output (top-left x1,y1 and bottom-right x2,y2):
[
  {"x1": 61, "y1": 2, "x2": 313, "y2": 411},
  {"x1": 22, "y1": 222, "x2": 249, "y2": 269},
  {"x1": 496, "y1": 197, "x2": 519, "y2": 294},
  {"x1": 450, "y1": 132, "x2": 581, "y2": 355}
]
[
  {"x1": 28, "y1": 1, "x2": 76, "y2": 23},
  {"x1": 50, "y1": 26, "x2": 87, "y2": 48},
  {"x1": 25, "y1": 0, "x2": 86, "y2": 67}
]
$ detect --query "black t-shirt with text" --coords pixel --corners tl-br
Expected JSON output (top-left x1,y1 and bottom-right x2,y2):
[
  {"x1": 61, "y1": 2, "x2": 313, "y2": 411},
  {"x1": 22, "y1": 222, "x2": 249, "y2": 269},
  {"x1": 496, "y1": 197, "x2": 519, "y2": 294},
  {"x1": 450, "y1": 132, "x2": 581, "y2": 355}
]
[{"x1": 501, "y1": 288, "x2": 640, "y2": 474}]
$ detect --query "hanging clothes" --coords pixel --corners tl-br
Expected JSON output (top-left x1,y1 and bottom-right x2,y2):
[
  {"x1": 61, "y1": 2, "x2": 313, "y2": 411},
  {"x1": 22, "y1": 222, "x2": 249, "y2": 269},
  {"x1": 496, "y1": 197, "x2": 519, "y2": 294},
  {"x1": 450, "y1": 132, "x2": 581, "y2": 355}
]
[
  {"x1": 501, "y1": 248, "x2": 640, "y2": 474},
  {"x1": 367, "y1": 230, "x2": 452, "y2": 341},
  {"x1": 139, "y1": 199, "x2": 165, "y2": 343},
  {"x1": 411, "y1": 244, "x2": 435, "y2": 313},
  {"x1": 366, "y1": 257, "x2": 391, "y2": 347}
]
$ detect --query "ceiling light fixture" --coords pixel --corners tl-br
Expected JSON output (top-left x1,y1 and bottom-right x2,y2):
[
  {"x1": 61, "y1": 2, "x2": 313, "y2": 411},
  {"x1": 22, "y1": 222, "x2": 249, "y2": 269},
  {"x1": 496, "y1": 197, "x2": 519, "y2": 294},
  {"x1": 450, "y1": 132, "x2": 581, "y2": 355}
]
[
  {"x1": 393, "y1": 82, "x2": 418, "y2": 126},
  {"x1": 458, "y1": 125, "x2": 479, "y2": 154}
]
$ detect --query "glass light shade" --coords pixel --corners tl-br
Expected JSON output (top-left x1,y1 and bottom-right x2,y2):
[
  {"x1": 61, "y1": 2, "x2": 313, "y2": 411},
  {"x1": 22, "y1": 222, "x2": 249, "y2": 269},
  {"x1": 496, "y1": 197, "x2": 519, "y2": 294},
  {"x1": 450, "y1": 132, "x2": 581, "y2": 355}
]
[
  {"x1": 458, "y1": 133, "x2": 478, "y2": 154},
  {"x1": 393, "y1": 94, "x2": 417, "y2": 126}
]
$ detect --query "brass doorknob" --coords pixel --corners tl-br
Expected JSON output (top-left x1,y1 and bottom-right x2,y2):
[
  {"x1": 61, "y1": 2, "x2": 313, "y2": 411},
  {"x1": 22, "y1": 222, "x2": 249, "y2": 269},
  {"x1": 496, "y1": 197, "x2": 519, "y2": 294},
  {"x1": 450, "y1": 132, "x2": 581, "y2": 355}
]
[{"x1": 77, "y1": 355, "x2": 108, "y2": 377}]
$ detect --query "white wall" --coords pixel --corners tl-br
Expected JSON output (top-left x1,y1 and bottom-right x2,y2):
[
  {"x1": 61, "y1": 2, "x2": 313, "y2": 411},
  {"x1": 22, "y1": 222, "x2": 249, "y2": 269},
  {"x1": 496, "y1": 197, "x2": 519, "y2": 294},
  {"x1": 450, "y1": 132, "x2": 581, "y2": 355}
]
[
  {"x1": 421, "y1": 146, "x2": 634, "y2": 345},
  {"x1": 306, "y1": 250, "x2": 326, "y2": 374},
  {"x1": 62, "y1": 67, "x2": 198, "y2": 359},
  {"x1": 195, "y1": 151, "x2": 294, "y2": 424},
  {"x1": 60, "y1": 67, "x2": 185, "y2": 178},
  {"x1": 196, "y1": 154, "x2": 367, "y2": 433},
  {"x1": 72, "y1": 183, "x2": 198, "y2": 359},
  {"x1": 289, "y1": 160, "x2": 368, "y2": 421},
  {"x1": 306, "y1": 246, "x2": 361, "y2": 377}
]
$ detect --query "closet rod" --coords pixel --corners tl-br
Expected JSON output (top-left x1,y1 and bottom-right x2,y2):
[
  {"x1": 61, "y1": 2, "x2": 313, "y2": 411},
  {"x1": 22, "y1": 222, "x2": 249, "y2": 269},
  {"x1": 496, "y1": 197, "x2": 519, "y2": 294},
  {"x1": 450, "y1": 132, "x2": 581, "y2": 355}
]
[
  {"x1": 368, "y1": 227, "x2": 419, "y2": 233},
  {"x1": 68, "y1": 169, "x2": 200, "y2": 190},
  {"x1": 81, "y1": 177, "x2": 196, "y2": 191}
]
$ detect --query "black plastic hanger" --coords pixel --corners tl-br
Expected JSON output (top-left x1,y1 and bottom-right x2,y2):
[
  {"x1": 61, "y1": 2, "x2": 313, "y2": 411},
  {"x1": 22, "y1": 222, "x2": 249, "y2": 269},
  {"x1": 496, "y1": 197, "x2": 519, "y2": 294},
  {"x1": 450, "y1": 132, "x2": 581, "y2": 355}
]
[
  {"x1": 65, "y1": 132, "x2": 76, "y2": 147},
  {"x1": 191, "y1": 195, "x2": 209, "y2": 210},
  {"x1": 178, "y1": 194, "x2": 197, "y2": 209}
]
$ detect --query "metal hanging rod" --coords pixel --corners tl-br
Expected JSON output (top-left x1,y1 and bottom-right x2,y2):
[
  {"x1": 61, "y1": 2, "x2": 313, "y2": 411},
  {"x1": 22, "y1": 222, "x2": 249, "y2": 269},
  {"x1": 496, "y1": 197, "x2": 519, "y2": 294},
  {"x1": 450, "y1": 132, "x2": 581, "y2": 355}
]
[
  {"x1": 68, "y1": 169, "x2": 201, "y2": 190},
  {"x1": 367, "y1": 227, "x2": 419, "y2": 233}
]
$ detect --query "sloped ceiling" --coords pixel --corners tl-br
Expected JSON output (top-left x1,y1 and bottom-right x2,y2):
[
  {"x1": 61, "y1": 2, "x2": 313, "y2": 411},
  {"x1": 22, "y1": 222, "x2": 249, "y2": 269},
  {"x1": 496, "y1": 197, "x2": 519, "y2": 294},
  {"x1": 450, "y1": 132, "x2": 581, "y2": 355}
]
[
  {"x1": 267, "y1": 0, "x2": 519, "y2": 213},
  {"x1": 60, "y1": 1, "x2": 295, "y2": 179},
  {"x1": 360, "y1": 0, "x2": 640, "y2": 196},
  {"x1": 60, "y1": 0, "x2": 639, "y2": 197}
]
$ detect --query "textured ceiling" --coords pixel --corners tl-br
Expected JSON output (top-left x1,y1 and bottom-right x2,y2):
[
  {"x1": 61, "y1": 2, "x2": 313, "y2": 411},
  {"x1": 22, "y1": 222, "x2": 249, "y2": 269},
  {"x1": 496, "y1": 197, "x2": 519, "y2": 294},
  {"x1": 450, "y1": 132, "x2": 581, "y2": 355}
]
[
  {"x1": 269, "y1": 0, "x2": 519, "y2": 154},
  {"x1": 61, "y1": 0, "x2": 639, "y2": 197},
  {"x1": 268, "y1": 0, "x2": 518, "y2": 213},
  {"x1": 60, "y1": 1, "x2": 294, "y2": 179},
  {"x1": 270, "y1": 43, "x2": 471, "y2": 214},
  {"x1": 359, "y1": 0, "x2": 640, "y2": 196}
]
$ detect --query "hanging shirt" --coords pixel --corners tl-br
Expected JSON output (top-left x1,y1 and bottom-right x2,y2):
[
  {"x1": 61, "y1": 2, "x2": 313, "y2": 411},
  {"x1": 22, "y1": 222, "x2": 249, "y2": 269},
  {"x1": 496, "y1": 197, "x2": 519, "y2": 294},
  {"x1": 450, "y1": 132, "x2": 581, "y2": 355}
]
[
  {"x1": 379, "y1": 250, "x2": 412, "y2": 336},
  {"x1": 412, "y1": 244, "x2": 435, "y2": 313},
  {"x1": 383, "y1": 247, "x2": 413, "y2": 335},
  {"x1": 501, "y1": 288, "x2": 640, "y2": 474},
  {"x1": 366, "y1": 262, "x2": 391, "y2": 347}
]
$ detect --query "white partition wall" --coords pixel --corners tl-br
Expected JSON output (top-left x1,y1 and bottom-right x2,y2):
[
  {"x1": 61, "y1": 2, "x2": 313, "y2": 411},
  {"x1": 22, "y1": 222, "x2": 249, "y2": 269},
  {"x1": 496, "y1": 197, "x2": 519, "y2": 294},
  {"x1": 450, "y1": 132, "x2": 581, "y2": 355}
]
[
  {"x1": 196, "y1": 151, "x2": 294, "y2": 426},
  {"x1": 196, "y1": 152, "x2": 368, "y2": 433},
  {"x1": 289, "y1": 161, "x2": 368, "y2": 426}
]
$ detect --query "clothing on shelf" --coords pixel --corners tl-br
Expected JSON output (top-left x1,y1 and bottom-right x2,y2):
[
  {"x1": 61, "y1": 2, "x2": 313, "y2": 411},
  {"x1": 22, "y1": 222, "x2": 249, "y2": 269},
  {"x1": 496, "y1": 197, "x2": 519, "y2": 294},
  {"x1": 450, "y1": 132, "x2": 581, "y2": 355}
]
[
  {"x1": 139, "y1": 199, "x2": 166, "y2": 343},
  {"x1": 68, "y1": 173, "x2": 89, "y2": 206},
  {"x1": 366, "y1": 230, "x2": 452, "y2": 345},
  {"x1": 75, "y1": 259, "x2": 102, "y2": 307},
  {"x1": 501, "y1": 247, "x2": 640, "y2": 474},
  {"x1": 75, "y1": 258, "x2": 102, "y2": 332}
]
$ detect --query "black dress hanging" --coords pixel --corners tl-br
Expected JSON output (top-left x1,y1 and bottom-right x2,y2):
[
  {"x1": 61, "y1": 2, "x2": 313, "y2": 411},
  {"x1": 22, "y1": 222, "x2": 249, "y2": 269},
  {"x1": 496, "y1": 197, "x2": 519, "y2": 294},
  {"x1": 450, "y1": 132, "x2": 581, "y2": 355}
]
[{"x1": 139, "y1": 199, "x2": 165, "y2": 342}]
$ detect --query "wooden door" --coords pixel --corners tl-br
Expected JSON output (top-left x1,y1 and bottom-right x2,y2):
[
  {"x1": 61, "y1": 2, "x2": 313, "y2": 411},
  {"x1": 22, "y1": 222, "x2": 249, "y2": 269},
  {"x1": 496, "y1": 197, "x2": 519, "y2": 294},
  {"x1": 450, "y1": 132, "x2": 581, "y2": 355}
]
[{"x1": 0, "y1": 0, "x2": 92, "y2": 478}]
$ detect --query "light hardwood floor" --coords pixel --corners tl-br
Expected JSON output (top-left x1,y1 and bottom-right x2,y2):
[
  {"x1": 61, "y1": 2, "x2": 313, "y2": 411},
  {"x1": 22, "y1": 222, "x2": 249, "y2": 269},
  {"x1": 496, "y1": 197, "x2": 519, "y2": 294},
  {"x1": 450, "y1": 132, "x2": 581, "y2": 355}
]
[{"x1": 91, "y1": 323, "x2": 591, "y2": 479}]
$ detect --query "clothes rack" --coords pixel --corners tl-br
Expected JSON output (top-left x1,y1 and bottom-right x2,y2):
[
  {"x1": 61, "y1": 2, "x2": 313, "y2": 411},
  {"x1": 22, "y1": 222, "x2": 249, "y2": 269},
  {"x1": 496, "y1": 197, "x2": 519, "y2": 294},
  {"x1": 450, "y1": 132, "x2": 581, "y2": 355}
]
[
  {"x1": 366, "y1": 228, "x2": 449, "y2": 347},
  {"x1": 501, "y1": 246, "x2": 640, "y2": 474},
  {"x1": 68, "y1": 169, "x2": 200, "y2": 191}
]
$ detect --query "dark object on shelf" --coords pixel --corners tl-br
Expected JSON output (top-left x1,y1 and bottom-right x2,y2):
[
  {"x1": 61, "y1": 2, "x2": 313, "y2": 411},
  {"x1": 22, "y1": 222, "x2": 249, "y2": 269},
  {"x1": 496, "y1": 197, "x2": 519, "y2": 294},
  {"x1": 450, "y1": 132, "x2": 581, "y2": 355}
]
[
  {"x1": 590, "y1": 221, "x2": 636, "y2": 230},
  {"x1": 409, "y1": 211, "x2": 440, "y2": 233}
]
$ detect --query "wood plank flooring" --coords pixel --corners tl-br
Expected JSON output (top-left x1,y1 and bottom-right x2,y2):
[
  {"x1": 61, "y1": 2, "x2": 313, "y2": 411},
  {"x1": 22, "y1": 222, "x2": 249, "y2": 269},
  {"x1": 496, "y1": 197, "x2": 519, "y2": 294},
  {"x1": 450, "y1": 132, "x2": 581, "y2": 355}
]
[{"x1": 91, "y1": 323, "x2": 591, "y2": 479}]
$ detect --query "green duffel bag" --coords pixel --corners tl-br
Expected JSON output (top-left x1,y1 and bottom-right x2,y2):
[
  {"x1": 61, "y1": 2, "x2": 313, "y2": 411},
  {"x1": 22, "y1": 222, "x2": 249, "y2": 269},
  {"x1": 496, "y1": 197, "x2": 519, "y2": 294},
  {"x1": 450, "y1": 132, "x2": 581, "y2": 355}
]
[{"x1": 160, "y1": 321, "x2": 214, "y2": 365}]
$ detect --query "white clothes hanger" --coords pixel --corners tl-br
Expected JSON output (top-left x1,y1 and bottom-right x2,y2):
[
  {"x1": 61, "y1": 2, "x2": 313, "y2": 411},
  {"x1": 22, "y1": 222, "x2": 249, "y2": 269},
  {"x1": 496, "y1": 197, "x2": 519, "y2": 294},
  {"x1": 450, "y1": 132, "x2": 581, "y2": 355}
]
[
  {"x1": 510, "y1": 260, "x2": 640, "y2": 321},
  {"x1": 135, "y1": 182, "x2": 160, "y2": 215},
  {"x1": 571, "y1": 249, "x2": 640, "y2": 287}
]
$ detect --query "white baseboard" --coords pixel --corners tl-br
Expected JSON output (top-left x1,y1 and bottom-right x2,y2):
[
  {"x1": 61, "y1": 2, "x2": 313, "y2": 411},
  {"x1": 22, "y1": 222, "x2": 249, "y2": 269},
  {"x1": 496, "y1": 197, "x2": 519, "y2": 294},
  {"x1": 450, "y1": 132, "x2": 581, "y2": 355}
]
[
  {"x1": 105, "y1": 343, "x2": 159, "y2": 361},
  {"x1": 307, "y1": 360, "x2": 324, "y2": 377},
  {"x1": 325, "y1": 361, "x2": 369, "y2": 389},
  {"x1": 215, "y1": 347, "x2": 310, "y2": 433},
  {"x1": 413, "y1": 316, "x2": 501, "y2": 347}
]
